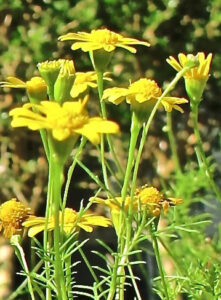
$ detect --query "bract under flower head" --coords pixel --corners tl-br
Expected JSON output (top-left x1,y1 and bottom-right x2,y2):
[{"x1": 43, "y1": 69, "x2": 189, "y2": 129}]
[
  {"x1": 103, "y1": 78, "x2": 188, "y2": 115},
  {"x1": 23, "y1": 208, "x2": 112, "y2": 237},
  {"x1": 54, "y1": 60, "x2": 76, "y2": 102},
  {"x1": 0, "y1": 199, "x2": 31, "y2": 238},
  {"x1": 59, "y1": 28, "x2": 150, "y2": 53},
  {"x1": 9, "y1": 97, "x2": 119, "y2": 144}
]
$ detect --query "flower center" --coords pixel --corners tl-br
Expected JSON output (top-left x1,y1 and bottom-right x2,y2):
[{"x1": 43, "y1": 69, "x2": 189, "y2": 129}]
[
  {"x1": 48, "y1": 109, "x2": 89, "y2": 130},
  {"x1": 129, "y1": 79, "x2": 162, "y2": 101},
  {"x1": 92, "y1": 29, "x2": 120, "y2": 45},
  {"x1": 136, "y1": 186, "x2": 163, "y2": 204}
]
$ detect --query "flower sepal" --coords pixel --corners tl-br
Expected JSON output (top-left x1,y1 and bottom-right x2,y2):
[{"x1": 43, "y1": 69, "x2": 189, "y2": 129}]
[
  {"x1": 89, "y1": 49, "x2": 113, "y2": 73},
  {"x1": 130, "y1": 99, "x2": 155, "y2": 125},
  {"x1": 49, "y1": 134, "x2": 79, "y2": 166},
  {"x1": 54, "y1": 60, "x2": 75, "y2": 103},
  {"x1": 185, "y1": 78, "x2": 207, "y2": 106}
]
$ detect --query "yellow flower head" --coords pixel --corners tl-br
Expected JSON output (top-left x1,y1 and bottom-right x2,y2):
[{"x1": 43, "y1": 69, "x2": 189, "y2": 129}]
[
  {"x1": 59, "y1": 28, "x2": 150, "y2": 53},
  {"x1": 167, "y1": 52, "x2": 212, "y2": 103},
  {"x1": 0, "y1": 76, "x2": 47, "y2": 103},
  {"x1": 71, "y1": 71, "x2": 111, "y2": 98},
  {"x1": 9, "y1": 97, "x2": 119, "y2": 144},
  {"x1": 90, "y1": 186, "x2": 182, "y2": 217},
  {"x1": 166, "y1": 52, "x2": 212, "y2": 80},
  {"x1": 103, "y1": 78, "x2": 188, "y2": 113},
  {"x1": 23, "y1": 208, "x2": 112, "y2": 237},
  {"x1": 0, "y1": 199, "x2": 31, "y2": 238},
  {"x1": 0, "y1": 76, "x2": 47, "y2": 93}
]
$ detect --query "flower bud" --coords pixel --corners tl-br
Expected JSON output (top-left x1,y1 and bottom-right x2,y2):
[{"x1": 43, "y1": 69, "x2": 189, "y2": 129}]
[{"x1": 54, "y1": 60, "x2": 75, "y2": 103}]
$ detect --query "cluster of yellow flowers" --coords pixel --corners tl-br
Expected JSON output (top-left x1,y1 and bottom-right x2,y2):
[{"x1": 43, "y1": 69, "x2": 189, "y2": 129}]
[
  {"x1": 0, "y1": 28, "x2": 212, "y2": 240},
  {"x1": 0, "y1": 185, "x2": 182, "y2": 239},
  {"x1": 90, "y1": 186, "x2": 182, "y2": 217}
]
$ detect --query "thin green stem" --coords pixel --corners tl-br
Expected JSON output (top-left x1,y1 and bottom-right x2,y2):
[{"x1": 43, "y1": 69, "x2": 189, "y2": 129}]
[
  {"x1": 78, "y1": 247, "x2": 106, "y2": 299},
  {"x1": 62, "y1": 137, "x2": 87, "y2": 210},
  {"x1": 129, "y1": 64, "x2": 195, "y2": 200},
  {"x1": 191, "y1": 105, "x2": 221, "y2": 201},
  {"x1": 150, "y1": 222, "x2": 170, "y2": 300},
  {"x1": 127, "y1": 264, "x2": 142, "y2": 300},
  {"x1": 97, "y1": 71, "x2": 124, "y2": 179},
  {"x1": 76, "y1": 159, "x2": 115, "y2": 197},
  {"x1": 107, "y1": 113, "x2": 141, "y2": 300},
  {"x1": 166, "y1": 112, "x2": 182, "y2": 175},
  {"x1": 65, "y1": 256, "x2": 73, "y2": 300},
  {"x1": 121, "y1": 113, "x2": 141, "y2": 201},
  {"x1": 11, "y1": 238, "x2": 36, "y2": 300},
  {"x1": 44, "y1": 153, "x2": 53, "y2": 300},
  {"x1": 8, "y1": 260, "x2": 43, "y2": 300},
  {"x1": 97, "y1": 71, "x2": 110, "y2": 193},
  {"x1": 39, "y1": 129, "x2": 50, "y2": 161},
  {"x1": 51, "y1": 157, "x2": 67, "y2": 300}
]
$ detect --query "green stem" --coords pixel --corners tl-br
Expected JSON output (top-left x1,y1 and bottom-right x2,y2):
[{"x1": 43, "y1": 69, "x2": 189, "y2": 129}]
[
  {"x1": 39, "y1": 129, "x2": 50, "y2": 161},
  {"x1": 166, "y1": 112, "x2": 182, "y2": 175},
  {"x1": 191, "y1": 105, "x2": 221, "y2": 201},
  {"x1": 79, "y1": 247, "x2": 106, "y2": 298},
  {"x1": 65, "y1": 256, "x2": 73, "y2": 300},
  {"x1": 150, "y1": 222, "x2": 170, "y2": 300},
  {"x1": 62, "y1": 137, "x2": 87, "y2": 210},
  {"x1": 76, "y1": 159, "x2": 114, "y2": 196},
  {"x1": 44, "y1": 153, "x2": 53, "y2": 300},
  {"x1": 51, "y1": 157, "x2": 67, "y2": 300},
  {"x1": 97, "y1": 71, "x2": 110, "y2": 193},
  {"x1": 129, "y1": 64, "x2": 194, "y2": 200},
  {"x1": 107, "y1": 113, "x2": 141, "y2": 300},
  {"x1": 11, "y1": 237, "x2": 36, "y2": 300},
  {"x1": 121, "y1": 112, "x2": 141, "y2": 201},
  {"x1": 97, "y1": 71, "x2": 124, "y2": 179},
  {"x1": 8, "y1": 260, "x2": 43, "y2": 300}
]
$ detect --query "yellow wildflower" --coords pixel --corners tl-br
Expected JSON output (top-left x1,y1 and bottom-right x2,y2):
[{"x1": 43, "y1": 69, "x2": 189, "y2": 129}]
[
  {"x1": 103, "y1": 78, "x2": 188, "y2": 113},
  {"x1": 38, "y1": 59, "x2": 75, "y2": 79},
  {"x1": 0, "y1": 76, "x2": 46, "y2": 90},
  {"x1": 71, "y1": 71, "x2": 111, "y2": 98},
  {"x1": 90, "y1": 186, "x2": 182, "y2": 217},
  {"x1": 23, "y1": 208, "x2": 112, "y2": 237},
  {"x1": 0, "y1": 76, "x2": 47, "y2": 102},
  {"x1": 59, "y1": 28, "x2": 150, "y2": 53},
  {"x1": 0, "y1": 199, "x2": 31, "y2": 238},
  {"x1": 167, "y1": 52, "x2": 213, "y2": 103},
  {"x1": 166, "y1": 52, "x2": 212, "y2": 80},
  {"x1": 9, "y1": 97, "x2": 119, "y2": 144}
]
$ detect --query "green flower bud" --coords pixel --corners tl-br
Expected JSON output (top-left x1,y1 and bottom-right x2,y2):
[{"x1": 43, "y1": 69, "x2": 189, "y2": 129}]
[{"x1": 54, "y1": 60, "x2": 75, "y2": 103}]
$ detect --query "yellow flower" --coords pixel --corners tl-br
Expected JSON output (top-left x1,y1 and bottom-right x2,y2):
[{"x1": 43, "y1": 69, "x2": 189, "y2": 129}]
[
  {"x1": 0, "y1": 199, "x2": 31, "y2": 238},
  {"x1": 0, "y1": 76, "x2": 47, "y2": 102},
  {"x1": 59, "y1": 28, "x2": 150, "y2": 53},
  {"x1": 90, "y1": 186, "x2": 182, "y2": 217},
  {"x1": 167, "y1": 52, "x2": 212, "y2": 103},
  {"x1": 9, "y1": 97, "x2": 119, "y2": 144},
  {"x1": 71, "y1": 71, "x2": 111, "y2": 98},
  {"x1": 166, "y1": 52, "x2": 212, "y2": 80},
  {"x1": 103, "y1": 78, "x2": 188, "y2": 113},
  {"x1": 23, "y1": 208, "x2": 112, "y2": 237},
  {"x1": 0, "y1": 76, "x2": 46, "y2": 90}
]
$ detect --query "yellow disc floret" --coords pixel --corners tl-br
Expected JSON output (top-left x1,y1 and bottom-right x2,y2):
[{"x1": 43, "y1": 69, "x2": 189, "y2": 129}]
[{"x1": 0, "y1": 199, "x2": 31, "y2": 238}]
